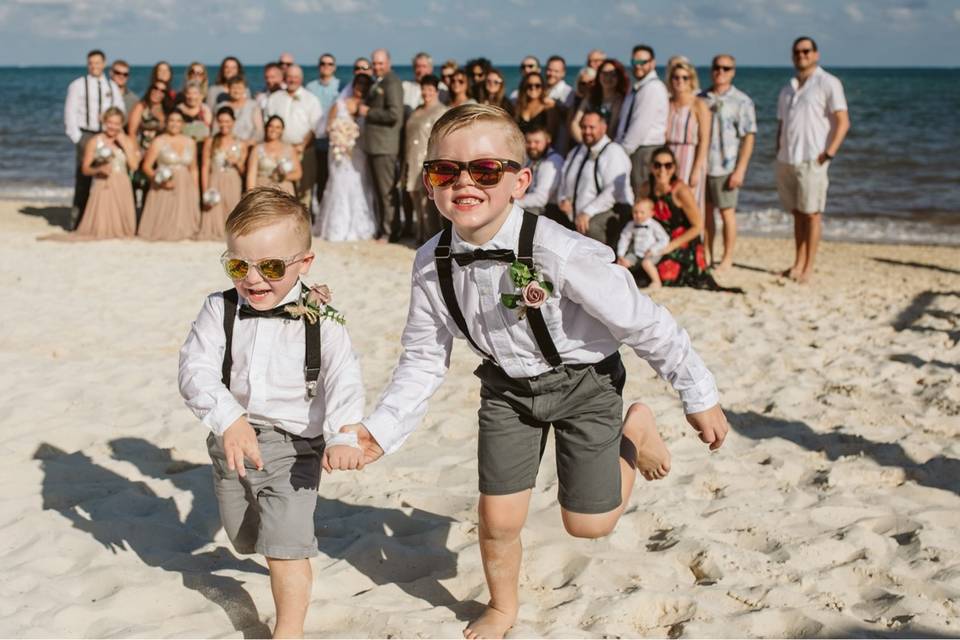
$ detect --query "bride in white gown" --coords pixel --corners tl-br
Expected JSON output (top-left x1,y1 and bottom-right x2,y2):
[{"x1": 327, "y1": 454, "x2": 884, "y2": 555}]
[{"x1": 313, "y1": 75, "x2": 378, "y2": 241}]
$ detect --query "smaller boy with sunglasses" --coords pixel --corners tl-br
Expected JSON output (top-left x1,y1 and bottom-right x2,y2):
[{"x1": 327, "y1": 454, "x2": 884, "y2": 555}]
[
  {"x1": 333, "y1": 104, "x2": 729, "y2": 639},
  {"x1": 178, "y1": 187, "x2": 364, "y2": 638}
]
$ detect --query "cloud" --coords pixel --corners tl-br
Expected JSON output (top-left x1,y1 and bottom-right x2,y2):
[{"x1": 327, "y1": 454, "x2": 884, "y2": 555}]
[
  {"x1": 844, "y1": 3, "x2": 864, "y2": 23},
  {"x1": 886, "y1": 6, "x2": 912, "y2": 21},
  {"x1": 615, "y1": 2, "x2": 641, "y2": 18},
  {"x1": 955, "y1": 8, "x2": 960, "y2": 24},
  {"x1": 282, "y1": 0, "x2": 375, "y2": 14}
]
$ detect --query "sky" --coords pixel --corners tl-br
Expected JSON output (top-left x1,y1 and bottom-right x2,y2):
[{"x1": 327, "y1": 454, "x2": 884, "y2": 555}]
[{"x1": 0, "y1": 0, "x2": 958, "y2": 67}]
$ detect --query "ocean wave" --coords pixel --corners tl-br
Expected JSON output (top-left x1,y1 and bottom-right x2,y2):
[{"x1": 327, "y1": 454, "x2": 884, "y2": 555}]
[{"x1": 0, "y1": 184, "x2": 72, "y2": 203}]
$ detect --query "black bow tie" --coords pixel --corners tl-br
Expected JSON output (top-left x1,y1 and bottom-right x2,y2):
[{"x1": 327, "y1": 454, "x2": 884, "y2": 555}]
[
  {"x1": 239, "y1": 304, "x2": 297, "y2": 320},
  {"x1": 451, "y1": 248, "x2": 516, "y2": 267}
]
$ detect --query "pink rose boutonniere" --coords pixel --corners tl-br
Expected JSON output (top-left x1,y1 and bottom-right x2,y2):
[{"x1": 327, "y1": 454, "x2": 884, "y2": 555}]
[
  {"x1": 284, "y1": 285, "x2": 345, "y2": 325},
  {"x1": 501, "y1": 261, "x2": 554, "y2": 319}
]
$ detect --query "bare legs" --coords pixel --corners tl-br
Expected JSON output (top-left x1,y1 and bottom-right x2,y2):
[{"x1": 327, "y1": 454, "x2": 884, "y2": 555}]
[
  {"x1": 640, "y1": 258, "x2": 662, "y2": 289},
  {"x1": 267, "y1": 557, "x2": 312, "y2": 639},
  {"x1": 464, "y1": 403, "x2": 669, "y2": 639},
  {"x1": 784, "y1": 210, "x2": 821, "y2": 283},
  {"x1": 705, "y1": 202, "x2": 738, "y2": 272}
]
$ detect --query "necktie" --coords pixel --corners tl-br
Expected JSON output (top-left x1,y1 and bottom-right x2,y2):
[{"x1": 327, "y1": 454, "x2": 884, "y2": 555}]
[
  {"x1": 239, "y1": 304, "x2": 297, "y2": 320},
  {"x1": 450, "y1": 248, "x2": 516, "y2": 267}
]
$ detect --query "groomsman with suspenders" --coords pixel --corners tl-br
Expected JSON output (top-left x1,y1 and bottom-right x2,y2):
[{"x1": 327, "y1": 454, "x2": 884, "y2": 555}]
[{"x1": 64, "y1": 49, "x2": 124, "y2": 228}]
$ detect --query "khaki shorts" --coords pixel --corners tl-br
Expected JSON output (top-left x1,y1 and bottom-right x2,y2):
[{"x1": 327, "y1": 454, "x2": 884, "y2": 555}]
[
  {"x1": 706, "y1": 174, "x2": 740, "y2": 210},
  {"x1": 207, "y1": 428, "x2": 325, "y2": 559},
  {"x1": 475, "y1": 353, "x2": 626, "y2": 514},
  {"x1": 776, "y1": 160, "x2": 830, "y2": 214}
]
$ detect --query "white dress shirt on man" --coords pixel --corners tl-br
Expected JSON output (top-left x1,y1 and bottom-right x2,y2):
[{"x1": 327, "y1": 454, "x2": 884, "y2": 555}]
[
  {"x1": 178, "y1": 281, "x2": 364, "y2": 446},
  {"x1": 777, "y1": 66, "x2": 847, "y2": 165},
  {"x1": 64, "y1": 74, "x2": 124, "y2": 143},
  {"x1": 559, "y1": 135, "x2": 634, "y2": 217},
  {"x1": 615, "y1": 71, "x2": 669, "y2": 154},
  {"x1": 362, "y1": 203, "x2": 719, "y2": 454},
  {"x1": 517, "y1": 149, "x2": 564, "y2": 211},
  {"x1": 265, "y1": 87, "x2": 322, "y2": 145},
  {"x1": 547, "y1": 79, "x2": 574, "y2": 109}
]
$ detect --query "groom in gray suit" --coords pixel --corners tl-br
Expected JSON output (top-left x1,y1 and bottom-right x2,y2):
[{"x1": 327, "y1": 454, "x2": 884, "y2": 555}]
[{"x1": 360, "y1": 48, "x2": 404, "y2": 241}]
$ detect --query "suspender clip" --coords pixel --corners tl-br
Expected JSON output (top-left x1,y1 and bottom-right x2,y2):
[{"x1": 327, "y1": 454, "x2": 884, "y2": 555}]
[{"x1": 304, "y1": 367, "x2": 321, "y2": 398}]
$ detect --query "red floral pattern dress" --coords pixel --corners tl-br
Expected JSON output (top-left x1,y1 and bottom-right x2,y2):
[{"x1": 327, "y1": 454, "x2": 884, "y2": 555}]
[{"x1": 650, "y1": 182, "x2": 709, "y2": 287}]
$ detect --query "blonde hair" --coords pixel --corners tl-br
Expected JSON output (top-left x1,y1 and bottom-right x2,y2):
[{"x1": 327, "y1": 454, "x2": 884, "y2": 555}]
[
  {"x1": 426, "y1": 103, "x2": 525, "y2": 162},
  {"x1": 669, "y1": 60, "x2": 700, "y2": 95},
  {"x1": 225, "y1": 187, "x2": 312, "y2": 250},
  {"x1": 101, "y1": 106, "x2": 124, "y2": 123}
]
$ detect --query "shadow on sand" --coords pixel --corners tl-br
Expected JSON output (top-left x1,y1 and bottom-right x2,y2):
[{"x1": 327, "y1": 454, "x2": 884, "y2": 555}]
[
  {"x1": 35, "y1": 437, "x2": 472, "y2": 637},
  {"x1": 19, "y1": 205, "x2": 72, "y2": 230}
]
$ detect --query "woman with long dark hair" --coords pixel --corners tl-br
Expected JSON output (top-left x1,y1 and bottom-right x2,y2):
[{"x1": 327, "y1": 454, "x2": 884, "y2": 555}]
[
  {"x1": 515, "y1": 72, "x2": 560, "y2": 140},
  {"x1": 207, "y1": 56, "x2": 247, "y2": 109},
  {"x1": 570, "y1": 58, "x2": 628, "y2": 144},
  {"x1": 480, "y1": 68, "x2": 513, "y2": 115},
  {"x1": 197, "y1": 106, "x2": 247, "y2": 240}
]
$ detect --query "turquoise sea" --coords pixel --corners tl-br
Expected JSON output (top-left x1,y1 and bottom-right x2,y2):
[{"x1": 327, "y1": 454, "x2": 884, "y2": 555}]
[{"x1": 0, "y1": 64, "x2": 958, "y2": 244}]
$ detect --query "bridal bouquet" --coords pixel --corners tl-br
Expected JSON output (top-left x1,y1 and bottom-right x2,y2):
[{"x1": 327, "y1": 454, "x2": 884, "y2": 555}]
[
  {"x1": 329, "y1": 117, "x2": 360, "y2": 163},
  {"x1": 202, "y1": 188, "x2": 221, "y2": 207},
  {"x1": 92, "y1": 145, "x2": 114, "y2": 166},
  {"x1": 154, "y1": 166, "x2": 174, "y2": 185},
  {"x1": 277, "y1": 158, "x2": 295, "y2": 178}
]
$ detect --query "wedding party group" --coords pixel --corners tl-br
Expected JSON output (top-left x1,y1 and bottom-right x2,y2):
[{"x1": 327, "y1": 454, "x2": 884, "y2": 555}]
[{"x1": 60, "y1": 37, "x2": 848, "y2": 287}]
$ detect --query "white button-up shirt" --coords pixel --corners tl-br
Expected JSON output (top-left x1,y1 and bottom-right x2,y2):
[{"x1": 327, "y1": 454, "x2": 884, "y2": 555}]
[
  {"x1": 266, "y1": 87, "x2": 322, "y2": 145},
  {"x1": 617, "y1": 219, "x2": 670, "y2": 259},
  {"x1": 547, "y1": 79, "x2": 574, "y2": 109},
  {"x1": 559, "y1": 135, "x2": 634, "y2": 217},
  {"x1": 777, "y1": 66, "x2": 847, "y2": 165},
  {"x1": 64, "y1": 74, "x2": 125, "y2": 144},
  {"x1": 517, "y1": 149, "x2": 563, "y2": 211},
  {"x1": 616, "y1": 71, "x2": 669, "y2": 154},
  {"x1": 178, "y1": 282, "x2": 364, "y2": 446},
  {"x1": 363, "y1": 203, "x2": 719, "y2": 454}
]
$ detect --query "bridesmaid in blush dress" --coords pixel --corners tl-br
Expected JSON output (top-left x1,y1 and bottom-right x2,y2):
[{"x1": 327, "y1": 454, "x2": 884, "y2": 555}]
[
  {"x1": 197, "y1": 106, "x2": 246, "y2": 240},
  {"x1": 246, "y1": 115, "x2": 300, "y2": 196},
  {"x1": 137, "y1": 111, "x2": 201, "y2": 241}
]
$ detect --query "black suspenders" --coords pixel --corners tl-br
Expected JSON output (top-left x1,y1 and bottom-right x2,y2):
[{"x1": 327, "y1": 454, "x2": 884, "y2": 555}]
[
  {"x1": 433, "y1": 210, "x2": 563, "y2": 369},
  {"x1": 220, "y1": 286, "x2": 323, "y2": 396},
  {"x1": 568, "y1": 142, "x2": 612, "y2": 213}
]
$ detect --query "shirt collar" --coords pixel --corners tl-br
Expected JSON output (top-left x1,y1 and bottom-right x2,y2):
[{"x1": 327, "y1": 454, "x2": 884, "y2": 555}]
[
  {"x1": 637, "y1": 69, "x2": 659, "y2": 89},
  {"x1": 451, "y1": 202, "x2": 523, "y2": 252},
  {"x1": 587, "y1": 135, "x2": 611, "y2": 158}
]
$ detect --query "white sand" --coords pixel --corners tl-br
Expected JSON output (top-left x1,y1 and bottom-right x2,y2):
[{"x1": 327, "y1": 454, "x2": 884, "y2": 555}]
[{"x1": 2, "y1": 201, "x2": 959, "y2": 638}]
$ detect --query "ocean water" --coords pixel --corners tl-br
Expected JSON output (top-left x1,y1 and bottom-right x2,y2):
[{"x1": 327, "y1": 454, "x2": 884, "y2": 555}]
[{"x1": 1, "y1": 64, "x2": 958, "y2": 245}]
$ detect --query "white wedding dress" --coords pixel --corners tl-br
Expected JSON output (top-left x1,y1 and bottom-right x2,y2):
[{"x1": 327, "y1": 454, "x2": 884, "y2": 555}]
[{"x1": 313, "y1": 100, "x2": 378, "y2": 241}]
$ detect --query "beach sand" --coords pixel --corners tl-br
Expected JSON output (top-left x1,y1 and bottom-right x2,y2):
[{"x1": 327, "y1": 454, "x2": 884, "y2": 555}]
[{"x1": 2, "y1": 200, "x2": 958, "y2": 638}]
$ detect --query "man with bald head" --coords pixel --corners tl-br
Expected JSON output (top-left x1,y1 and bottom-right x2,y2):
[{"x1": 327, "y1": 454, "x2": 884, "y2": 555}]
[
  {"x1": 266, "y1": 63, "x2": 322, "y2": 209},
  {"x1": 359, "y1": 48, "x2": 404, "y2": 241}
]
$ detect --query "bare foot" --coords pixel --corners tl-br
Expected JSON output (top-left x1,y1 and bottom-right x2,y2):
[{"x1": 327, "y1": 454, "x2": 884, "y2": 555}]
[
  {"x1": 796, "y1": 271, "x2": 812, "y2": 285},
  {"x1": 780, "y1": 267, "x2": 799, "y2": 281},
  {"x1": 464, "y1": 604, "x2": 517, "y2": 639},
  {"x1": 714, "y1": 260, "x2": 733, "y2": 273},
  {"x1": 623, "y1": 403, "x2": 671, "y2": 481}
]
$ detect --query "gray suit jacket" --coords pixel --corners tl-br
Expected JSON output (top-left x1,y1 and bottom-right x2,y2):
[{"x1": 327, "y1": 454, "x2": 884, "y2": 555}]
[{"x1": 362, "y1": 71, "x2": 404, "y2": 156}]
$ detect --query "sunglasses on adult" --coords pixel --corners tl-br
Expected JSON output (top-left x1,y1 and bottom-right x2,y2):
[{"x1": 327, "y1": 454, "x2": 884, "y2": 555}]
[
  {"x1": 354, "y1": 65, "x2": 370, "y2": 72},
  {"x1": 712, "y1": 65, "x2": 734, "y2": 72},
  {"x1": 221, "y1": 252, "x2": 305, "y2": 281},
  {"x1": 793, "y1": 48, "x2": 814, "y2": 56},
  {"x1": 112, "y1": 69, "x2": 130, "y2": 77},
  {"x1": 652, "y1": 160, "x2": 675, "y2": 170},
  {"x1": 632, "y1": 58, "x2": 652, "y2": 66},
  {"x1": 423, "y1": 158, "x2": 522, "y2": 188}
]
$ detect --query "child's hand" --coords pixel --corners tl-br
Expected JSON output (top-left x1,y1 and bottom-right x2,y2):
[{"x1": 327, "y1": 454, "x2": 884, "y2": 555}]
[
  {"x1": 337, "y1": 423, "x2": 385, "y2": 466},
  {"x1": 615, "y1": 257, "x2": 631, "y2": 268},
  {"x1": 685, "y1": 404, "x2": 729, "y2": 451},
  {"x1": 222, "y1": 416, "x2": 264, "y2": 477},
  {"x1": 323, "y1": 444, "x2": 364, "y2": 472}
]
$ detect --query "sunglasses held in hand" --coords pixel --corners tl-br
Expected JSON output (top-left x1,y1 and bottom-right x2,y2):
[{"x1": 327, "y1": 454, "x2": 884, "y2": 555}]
[
  {"x1": 423, "y1": 158, "x2": 522, "y2": 188},
  {"x1": 221, "y1": 252, "x2": 305, "y2": 281}
]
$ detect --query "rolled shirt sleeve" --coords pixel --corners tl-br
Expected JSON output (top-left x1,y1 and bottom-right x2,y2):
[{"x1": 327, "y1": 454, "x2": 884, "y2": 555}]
[
  {"x1": 559, "y1": 240, "x2": 720, "y2": 413},
  {"x1": 318, "y1": 319, "x2": 366, "y2": 448}
]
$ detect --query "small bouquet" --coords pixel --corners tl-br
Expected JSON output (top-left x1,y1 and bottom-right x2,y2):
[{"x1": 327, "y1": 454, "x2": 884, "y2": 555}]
[
  {"x1": 202, "y1": 189, "x2": 221, "y2": 207},
  {"x1": 277, "y1": 158, "x2": 295, "y2": 178},
  {"x1": 501, "y1": 261, "x2": 554, "y2": 320},
  {"x1": 329, "y1": 117, "x2": 360, "y2": 163},
  {"x1": 154, "y1": 166, "x2": 174, "y2": 186},
  {"x1": 92, "y1": 145, "x2": 114, "y2": 167}
]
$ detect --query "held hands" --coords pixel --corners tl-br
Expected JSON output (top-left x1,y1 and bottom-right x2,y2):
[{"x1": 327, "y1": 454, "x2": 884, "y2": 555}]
[
  {"x1": 222, "y1": 416, "x2": 264, "y2": 478},
  {"x1": 685, "y1": 404, "x2": 730, "y2": 451},
  {"x1": 323, "y1": 423, "x2": 384, "y2": 472}
]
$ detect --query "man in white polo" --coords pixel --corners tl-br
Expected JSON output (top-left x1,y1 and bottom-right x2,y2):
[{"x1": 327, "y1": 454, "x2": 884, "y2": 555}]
[
  {"x1": 266, "y1": 64, "x2": 322, "y2": 210},
  {"x1": 776, "y1": 36, "x2": 850, "y2": 284}
]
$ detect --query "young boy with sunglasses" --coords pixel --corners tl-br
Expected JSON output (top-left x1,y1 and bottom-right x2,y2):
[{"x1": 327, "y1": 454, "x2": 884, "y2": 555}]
[
  {"x1": 178, "y1": 187, "x2": 365, "y2": 638},
  {"x1": 333, "y1": 104, "x2": 728, "y2": 639}
]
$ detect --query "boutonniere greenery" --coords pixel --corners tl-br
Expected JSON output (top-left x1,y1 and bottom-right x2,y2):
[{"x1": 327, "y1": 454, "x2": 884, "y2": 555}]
[
  {"x1": 500, "y1": 261, "x2": 554, "y2": 320},
  {"x1": 284, "y1": 285, "x2": 345, "y2": 325}
]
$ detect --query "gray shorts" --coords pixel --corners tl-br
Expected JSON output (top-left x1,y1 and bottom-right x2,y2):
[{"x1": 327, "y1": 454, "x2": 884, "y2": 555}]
[
  {"x1": 207, "y1": 428, "x2": 325, "y2": 559},
  {"x1": 475, "y1": 353, "x2": 626, "y2": 514},
  {"x1": 776, "y1": 159, "x2": 830, "y2": 214},
  {"x1": 706, "y1": 174, "x2": 740, "y2": 210}
]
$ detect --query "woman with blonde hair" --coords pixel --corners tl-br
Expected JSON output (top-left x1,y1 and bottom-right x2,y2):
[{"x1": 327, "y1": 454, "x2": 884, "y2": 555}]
[
  {"x1": 666, "y1": 60, "x2": 711, "y2": 210},
  {"x1": 480, "y1": 68, "x2": 513, "y2": 115}
]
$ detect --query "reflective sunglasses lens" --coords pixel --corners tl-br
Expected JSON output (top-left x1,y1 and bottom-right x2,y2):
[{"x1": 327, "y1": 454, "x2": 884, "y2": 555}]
[
  {"x1": 224, "y1": 258, "x2": 248, "y2": 279},
  {"x1": 426, "y1": 162, "x2": 460, "y2": 187},
  {"x1": 258, "y1": 259, "x2": 287, "y2": 280},
  {"x1": 469, "y1": 160, "x2": 503, "y2": 186}
]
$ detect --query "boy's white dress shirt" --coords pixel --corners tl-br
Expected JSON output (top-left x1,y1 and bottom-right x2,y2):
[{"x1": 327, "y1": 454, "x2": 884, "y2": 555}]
[
  {"x1": 179, "y1": 280, "x2": 363, "y2": 447},
  {"x1": 558, "y1": 136, "x2": 634, "y2": 218},
  {"x1": 363, "y1": 203, "x2": 719, "y2": 454},
  {"x1": 617, "y1": 219, "x2": 670, "y2": 262}
]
